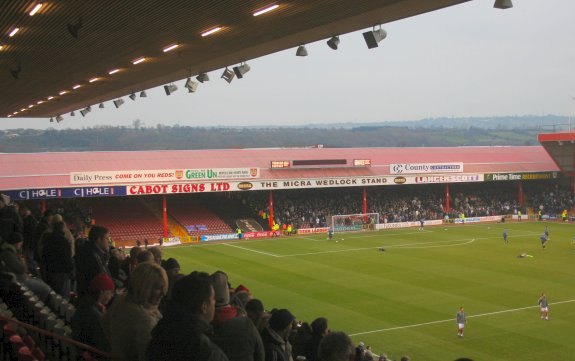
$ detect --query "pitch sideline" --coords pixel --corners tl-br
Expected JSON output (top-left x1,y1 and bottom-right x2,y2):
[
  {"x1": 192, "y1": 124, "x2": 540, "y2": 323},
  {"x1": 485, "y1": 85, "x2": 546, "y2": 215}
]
[{"x1": 349, "y1": 299, "x2": 575, "y2": 337}]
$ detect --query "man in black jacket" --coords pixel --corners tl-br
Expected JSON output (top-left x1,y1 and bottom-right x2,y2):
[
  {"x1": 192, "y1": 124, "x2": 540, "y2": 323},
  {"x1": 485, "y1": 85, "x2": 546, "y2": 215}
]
[
  {"x1": 261, "y1": 309, "x2": 295, "y2": 361},
  {"x1": 75, "y1": 225, "x2": 111, "y2": 296},
  {"x1": 147, "y1": 271, "x2": 228, "y2": 361}
]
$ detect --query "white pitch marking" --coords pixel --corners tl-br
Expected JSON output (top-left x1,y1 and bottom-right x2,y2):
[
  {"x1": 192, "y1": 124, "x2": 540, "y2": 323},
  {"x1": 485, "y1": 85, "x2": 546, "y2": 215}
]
[
  {"x1": 223, "y1": 243, "x2": 280, "y2": 257},
  {"x1": 349, "y1": 299, "x2": 575, "y2": 337},
  {"x1": 278, "y1": 238, "x2": 478, "y2": 257}
]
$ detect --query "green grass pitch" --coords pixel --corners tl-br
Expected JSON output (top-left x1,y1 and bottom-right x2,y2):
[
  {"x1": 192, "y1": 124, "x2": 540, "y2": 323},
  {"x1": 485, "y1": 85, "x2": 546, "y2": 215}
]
[{"x1": 163, "y1": 221, "x2": 575, "y2": 361}]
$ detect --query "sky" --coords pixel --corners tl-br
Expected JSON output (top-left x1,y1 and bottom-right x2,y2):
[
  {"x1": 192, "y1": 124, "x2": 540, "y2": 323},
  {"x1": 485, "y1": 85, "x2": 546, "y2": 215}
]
[{"x1": 2, "y1": 0, "x2": 575, "y2": 130}]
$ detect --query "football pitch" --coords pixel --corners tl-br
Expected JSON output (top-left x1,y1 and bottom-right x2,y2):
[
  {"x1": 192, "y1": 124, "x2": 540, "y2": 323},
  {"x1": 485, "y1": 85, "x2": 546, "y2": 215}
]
[{"x1": 163, "y1": 221, "x2": 575, "y2": 361}]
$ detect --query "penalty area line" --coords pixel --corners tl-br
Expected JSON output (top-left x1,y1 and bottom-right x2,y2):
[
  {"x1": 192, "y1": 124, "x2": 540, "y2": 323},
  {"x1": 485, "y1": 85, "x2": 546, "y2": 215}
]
[
  {"x1": 349, "y1": 299, "x2": 575, "y2": 337},
  {"x1": 223, "y1": 243, "x2": 280, "y2": 257}
]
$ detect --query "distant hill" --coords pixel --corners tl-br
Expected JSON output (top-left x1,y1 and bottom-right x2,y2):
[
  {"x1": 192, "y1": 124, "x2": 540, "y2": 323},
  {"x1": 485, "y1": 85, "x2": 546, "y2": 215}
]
[{"x1": 0, "y1": 115, "x2": 572, "y2": 153}]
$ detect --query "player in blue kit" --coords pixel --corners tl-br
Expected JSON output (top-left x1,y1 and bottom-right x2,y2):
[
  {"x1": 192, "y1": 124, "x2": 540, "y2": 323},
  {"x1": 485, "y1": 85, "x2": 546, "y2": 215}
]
[{"x1": 503, "y1": 229, "x2": 508, "y2": 244}]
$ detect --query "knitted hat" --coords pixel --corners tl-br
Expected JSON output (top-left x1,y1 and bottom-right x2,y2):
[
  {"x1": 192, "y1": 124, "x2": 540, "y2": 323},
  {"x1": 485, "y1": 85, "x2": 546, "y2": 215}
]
[
  {"x1": 211, "y1": 271, "x2": 230, "y2": 307},
  {"x1": 269, "y1": 309, "x2": 295, "y2": 331},
  {"x1": 6, "y1": 233, "x2": 23, "y2": 245},
  {"x1": 235, "y1": 284, "x2": 250, "y2": 293},
  {"x1": 89, "y1": 272, "x2": 115, "y2": 292}
]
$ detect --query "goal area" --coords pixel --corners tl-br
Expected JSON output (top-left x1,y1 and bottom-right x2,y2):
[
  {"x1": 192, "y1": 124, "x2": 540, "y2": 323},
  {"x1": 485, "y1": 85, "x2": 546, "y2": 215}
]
[{"x1": 331, "y1": 213, "x2": 379, "y2": 233}]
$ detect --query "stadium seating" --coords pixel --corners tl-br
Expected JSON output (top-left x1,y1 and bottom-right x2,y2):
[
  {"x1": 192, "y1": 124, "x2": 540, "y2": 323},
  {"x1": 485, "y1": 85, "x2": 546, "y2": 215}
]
[
  {"x1": 168, "y1": 197, "x2": 233, "y2": 236},
  {"x1": 89, "y1": 197, "x2": 166, "y2": 244}
]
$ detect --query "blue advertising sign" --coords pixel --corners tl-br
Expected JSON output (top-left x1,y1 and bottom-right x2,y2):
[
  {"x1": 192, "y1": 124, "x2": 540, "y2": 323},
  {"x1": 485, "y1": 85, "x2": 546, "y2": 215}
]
[{"x1": 3, "y1": 186, "x2": 126, "y2": 200}]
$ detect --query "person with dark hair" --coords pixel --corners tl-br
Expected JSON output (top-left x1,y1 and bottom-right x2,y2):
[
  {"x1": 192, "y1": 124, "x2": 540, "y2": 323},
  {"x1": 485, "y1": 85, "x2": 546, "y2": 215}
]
[
  {"x1": 261, "y1": 309, "x2": 295, "y2": 361},
  {"x1": 292, "y1": 322, "x2": 312, "y2": 360},
  {"x1": 304, "y1": 317, "x2": 329, "y2": 361},
  {"x1": 245, "y1": 299, "x2": 268, "y2": 333},
  {"x1": 71, "y1": 272, "x2": 115, "y2": 354},
  {"x1": 31, "y1": 210, "x2": 53, "y2": 261},
  {"x1": 147, "y1": 271, "x2": 228, "y2": 361},
  {"x1": 41, "y1": 221, "x2": 74, "y2": 297},
  {"x1": 317, "y1": 331, "x2": 354, "y2": 361},
  {"x1": 19, "y1": 206, "x2": 37, "y2": 266},
  {"x1": 0, "y1": 232, "x2": 51, "y2": 301},
  {"x1": 136, "y1": 250, "x2": 154, "y2": 264},
  {"x1": 75, "y1": 225, "x2": 111, "y2": 296},
  {"x1": 103, "y1": 262, "x2": 167, "y2": 361},
  {"x1": 0, "y1": 202, "x2": 23, "y2": 240}
]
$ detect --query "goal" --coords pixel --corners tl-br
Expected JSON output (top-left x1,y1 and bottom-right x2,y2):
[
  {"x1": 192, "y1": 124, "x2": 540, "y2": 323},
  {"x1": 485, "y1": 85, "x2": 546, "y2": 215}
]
[{"x1": 331, "y1": 213, "x2": 379, "y2": 233}]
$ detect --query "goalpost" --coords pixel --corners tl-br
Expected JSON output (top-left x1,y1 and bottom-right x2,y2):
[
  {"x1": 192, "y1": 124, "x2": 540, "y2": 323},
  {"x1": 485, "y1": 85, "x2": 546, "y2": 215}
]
[{"x1": 331, "y1": 213, "x2": 380, "y2": 233}]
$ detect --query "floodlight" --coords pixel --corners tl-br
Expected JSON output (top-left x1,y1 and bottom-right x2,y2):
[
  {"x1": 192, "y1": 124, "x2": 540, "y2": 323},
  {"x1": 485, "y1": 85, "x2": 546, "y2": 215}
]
[
  {"x1": 196, "y1": 73, "x2": 210, "y2": 83},
  {"x1": 67, "y1": 18, "x2": 83, "y2": 39},
  {"x1": 493, "y1": 0, "x2": 512, "y2": 9},
  {"x1": 221, "y1": 67, "x2": 235, "y2": 83},
  {"x1": 80, "y1": 109, "x2": 88, "y2": 117},
  {"x1": 296, "y1": 45, "x2": 308, "y2": 57},
  {"x1": 99, "y1": 103, "x2": 105, "y2": 108},
  {"x1": 184, "y1": 78, "x2": 198, "y2": 93},
  {"x1": 10, "y1": 65, "x2": 21, "y2": 79},
  {"x1": 86, "y1": 105, "x2": 92, "y2": 112},
  {"x1": 113, "y1": 98, "x2": 124, "y2": 108},
  {"x1": 129, "y1": 93, "x2": 136, "y2": 100},
  {"x1": 363, "y1": 26, "x2": 387, "y2": 49},
  {"x1": 49, "y1": 117, "x2": 53, "y2": 122},
  {"x1": 56, "y1": 115, "x2": 63, "y2": 123},
  {"x1": 140, "y1": 90, "x2": 147, "y2": 98},
  {"x1": 164, "y1": 84, "x2": 178, "y2": 95},
  {"x1": 327, "y1": 36, "x2": 340, "y2": 50},
  {"x1": 70, "y1": 111, "x2": 75, "y2": 116},
  {"x1": 233, "y1": 62, "x2": 251, "y2": 79}
]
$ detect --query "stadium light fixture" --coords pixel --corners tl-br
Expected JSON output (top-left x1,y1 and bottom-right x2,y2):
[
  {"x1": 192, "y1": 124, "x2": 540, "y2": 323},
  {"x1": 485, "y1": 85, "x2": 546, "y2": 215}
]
[
  {"x1": 363, "y1": 26, "x2": 387, "y2": 49},
  {"x1": 296, "y1": 45, "x2": 308, "y2": 57},
  {"x1": 132, "y1": 57, "x2": 147, "y2": 65},
  {"x1": 0, "y1": 44, "x2": 4, "y2": 51},
  {"x1": 162, "y1": 44, "x2": 179, "y2": 53},
  {"x1": 99, "y1": 103, "x2": 105, "y2": 108},
  {"x1": 494, "y1": 0, "x2": 513, "y2": 9},
  {"x1": 201, "y1": 27, "x2": 222, "y2": 37},
  {"x1": 49, "y1": 117, "x2": 53, "y2": 122},
  {"x1": 108, "y1": 68, "x2": 120, "y2": 75},
  {"x1": 72, "y1": 84, "x2": 82, "y2": 90},
  {"x1": 56, "y1": 115, "x2": 63, "y2": 123},
  {"x1": 184, "y1": 78, "x2": 198, "y2": 93},
  {"x1": 47, "y1": 96, "x2": 54, "y2": 100},
  {"x1": 29, "y1": 2, "x2": 43, "y2": 16},
  {"x1": 233, "y1": 62, "x2": 251, "y2": 79},
  {"x1": 196, "y1": 73, "x2": 210, "y2": 83},
  {"x1": 164, "y1": 83, "x2": 178, "y2": 95},
  {"x1": 327, "y1": 36, "x2": 340, "y2": 50},
  {"x1": 140, "y1": 90, "x2": 147, "y2": 98},
  {"x1": 67, "y1": 19, "x2": 83, "y2": 39},
  {"x1": 80, "y1": 109, "x2": 88, "y2": 117},
  {"x1": 70, "y1": 111, "x2": 75, "y2": 116},
  {"x1": 10, "y1": 65, "x2": 21, "y2": 79},
  {"x1": 221, "y1": 67, "x2": 235, "y2": 83},
  {"x1": 113, "y1": 98, "x2": 124, "y2": 108},
  {"x1": 129, "y1": 93, "x2": 137, "y2": 101},
  {"x1": 253, "y1": 4, "x2": 279, "y2": 16},
  {"x1": 9, "y1": 28, "x2": 20, "y2": 37},
  {"x1": 89, "y1": 77, "x2": 100, "y2": 83}
]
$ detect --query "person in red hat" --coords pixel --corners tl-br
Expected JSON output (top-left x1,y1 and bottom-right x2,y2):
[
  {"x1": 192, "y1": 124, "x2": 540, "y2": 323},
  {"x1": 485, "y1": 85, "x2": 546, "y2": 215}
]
[{"x1": 71, "y1": 272, "x2": 115, "y2": 355}]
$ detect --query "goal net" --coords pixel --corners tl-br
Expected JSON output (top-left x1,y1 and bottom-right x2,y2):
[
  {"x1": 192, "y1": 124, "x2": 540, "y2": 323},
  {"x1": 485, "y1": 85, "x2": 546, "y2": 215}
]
[{"x1": 331, "y1": 213, "x2": 379, "y2": 233}]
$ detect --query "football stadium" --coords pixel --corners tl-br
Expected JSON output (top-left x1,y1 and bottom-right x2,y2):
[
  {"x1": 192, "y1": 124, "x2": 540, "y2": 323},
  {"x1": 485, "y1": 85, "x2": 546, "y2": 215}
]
[{"x1": 2, "y1": 1, "x2": 575, "y2": 361}]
